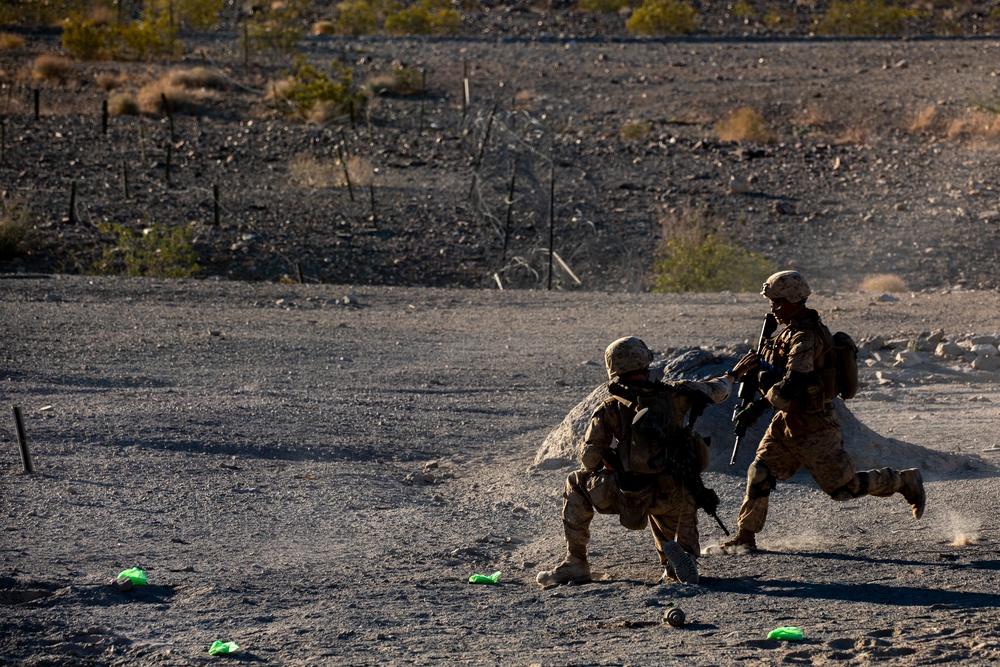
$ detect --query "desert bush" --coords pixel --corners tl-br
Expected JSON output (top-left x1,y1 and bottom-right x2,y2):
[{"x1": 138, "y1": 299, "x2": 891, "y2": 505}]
[
  {"x1": 729, "y1": 1, "x2": 755, "y2": 18},
  {"x1": 858, "y1": 274, "x2": 907, "y2": 292},
  {"x1": 815, "y1": 0, "x2": 917, "y2": 36},
  {"x1": 280, "y1": 59, "x2": 367, "y2": 121},
  {"x1": 243, "y1": 1, "x2": 306, "y2": 55},
  {"x1": 715, "y1": 107, "x2": 775, "y2": 143},
  {"x1": 137, "y1": 80, "x2": 196, "y2": 114},
  {"x1": 0, "y1": 204, "x2": 32, "y2": 260},
  {"x1": 332, "y1": 0, "x2": 380, "y2": 34},
  {"x1": 0, "y1": 33, "x2": 26, "y2": 49},
  {"x1": 108, "y1": 93, "x2": 140, "y2": 115},
  {"x1": 909, "y1": 104, "x2": 940, "y2": 134},
  {"x1": 945, "y1": 110, "x2": 1000, "y2": 141},
  {"x1": 63, "y1": 10, "x2": 181, "y2": 61},
  {"x1": 626, "y1": 0, "x2": 699, "y2": 36},
  {"x1": 0, "y1": 0, "x2": 91, "y2": 26},
  {"x1": 311, "y1": 20, "x2": 338, "y2": 35},
  {"x1": 621, "y1": 120, "x2": 652, "y2": 141},
  {"x1": 650, "y1": 208, "x2": 774, "y2": 293},
  {"x1": 95, "y1": 71, "x2": 123, "y2": 91},
  {"x1": 289, "y1": 154, "x2": 337, "y2": 187},
  {"x1": 385, "y1": 0, "x2": 461, "y2": 35},
  {"x1": 33, "y1": 54, "x2": 74, "y2": 81},
  {"x1": 95, "y1": 222, "x2": 200, "y2": 278},
  {"x1": 166, "y1": 66, "x2": 228, "y2": 90},
  {"x1": 579, "y1": 0, "x2": 630, "y2": 13},
  {"x1": 366, "y1": 62, "x2": 424, "y2": 96}
]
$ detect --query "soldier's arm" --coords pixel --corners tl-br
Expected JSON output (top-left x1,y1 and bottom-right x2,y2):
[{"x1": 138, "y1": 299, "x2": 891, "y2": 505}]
[
  {"x1": 677, "y1": 375, "x2": 734, "y2": 405},
  {"x1": 765, "y1": 330, "x2": 816, "y2": 412},
  {"x1": 580, "y1": 400, "x2": 618, "y2": 473}
]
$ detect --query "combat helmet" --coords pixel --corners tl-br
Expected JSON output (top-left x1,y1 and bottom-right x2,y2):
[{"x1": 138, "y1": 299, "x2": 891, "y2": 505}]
[
  {"x1": 605, "y1": 336, "x2": 654, "y2": 380},
  {"x1": 761, "y1": 270, "x2": 811, "y2": 303}
]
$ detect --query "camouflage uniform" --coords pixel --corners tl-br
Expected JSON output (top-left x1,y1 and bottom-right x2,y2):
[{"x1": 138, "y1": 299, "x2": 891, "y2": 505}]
[
  {"x1": 561, "y1": 375, "x2": 734, "y2": 567},
  {"x1": 734, "y1": 307, "x2": 923, "y2": 540}
]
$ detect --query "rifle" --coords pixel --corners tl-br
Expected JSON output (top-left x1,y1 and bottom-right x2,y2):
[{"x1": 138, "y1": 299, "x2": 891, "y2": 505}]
[{"x1": 729, "y1": 312, "x2": 778, "y2": 466}]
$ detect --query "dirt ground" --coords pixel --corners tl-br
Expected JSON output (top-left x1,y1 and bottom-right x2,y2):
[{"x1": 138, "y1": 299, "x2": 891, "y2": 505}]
[{"x1": 2, "y1": 275, "x2": 999, "y2": 666}]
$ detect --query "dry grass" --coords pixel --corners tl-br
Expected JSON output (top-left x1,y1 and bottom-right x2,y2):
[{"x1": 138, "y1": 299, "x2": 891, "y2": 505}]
[
  {"x1": 311, "y1": 20, "x2": 338, "y2": 35},
  {"x1": 108, "y1": 94, "x2": 139, "y2": 116},
  {"x1": 909, "y1": 104, "x2": 941, "y2": 134},
  {"x1": 715, "y1": 107, "x2": 776, "y2": 143},
  {"x1": 513, "y1": 89, "x2": 536, "y2": 112},
  {"x1": 945, "y1": 110, "x2": 1000, "y2": 141},
  {"x1": 858, "y1": 273, "x2": 908, "y2": 292},
  {"x1": 288, "y1": 154, "x2": 373, "y2": 188},
  {"x1": 621, "y1": 120, "x2": 652, "y2": 141},
  {"x1": 95, "y1": 72, "x2": 124, "y2": 92},
  {"x1": 165, "y1": 67, "x2": 228, "y2": 91},
  {"x1": 0, "y1": 32, "x2": 26, "y2": 50},
  {"x1": 265, "y1": 78, "x2": 293, "y2": 103},
  {"x1": 306, "y1": 101, "x2": 345, "y2": 124},
  {"x1": 33, "y1": 54, "x2": 74, "y2": 81},
  {"x1": 835, "y1": 124, "x2": 872, "y2": 145}
]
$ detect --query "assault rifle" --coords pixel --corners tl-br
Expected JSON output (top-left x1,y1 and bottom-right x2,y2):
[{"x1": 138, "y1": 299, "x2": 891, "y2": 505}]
[{"x1": 729, "y1": 313, "x2": 778, "y2": 466}]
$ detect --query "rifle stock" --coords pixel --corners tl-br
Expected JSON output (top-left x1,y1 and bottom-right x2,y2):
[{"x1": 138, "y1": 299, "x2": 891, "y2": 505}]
[{"x1": 729, "y1": 313, "x2": 778, "y2": 466}]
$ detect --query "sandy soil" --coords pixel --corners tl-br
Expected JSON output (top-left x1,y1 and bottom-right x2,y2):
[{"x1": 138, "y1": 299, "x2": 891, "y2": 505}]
[{"x1": 2, "y1": 275, "x2": 999, "y2": 666}]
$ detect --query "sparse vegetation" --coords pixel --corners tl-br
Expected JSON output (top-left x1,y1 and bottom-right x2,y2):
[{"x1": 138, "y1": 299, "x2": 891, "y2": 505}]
[
  {"x1": 137, "y1": 79, "x2": 196, "y2": 114},
  {"x1": 33, "y1": 54, "x2": 74, "y2": 81},
  {"x1": 651, "y1": 208, "x2": 774, "y2": 293},
  {"x1": 366, "y1": 62, "x2": 424, "y2": 96},
  {"x1": 579, "y1": 0, "x2": 631, "y2": 13},
  {"x1": 311, "y1": 20, "x2": 339, "y2": 35},
  {"x1": 0, "y1": 204, "x2": 32, "y2": 260},
  {"x1": 95, "y1": 71, "x2": 123, "y2": 91},
  {"x1": 815, "y1": 0, "x2": 917, "y2": 36},
  {"x1": 715, "y1": 108, "x2": 775, "y2": 143},
  {"x1": 858, "y1": 274, "x2": 908, "y2": 292},
  {"x1": 165, "y1": 66, "x2": 228, "y2": 90},
  {"x1": 108, "y1": 93, "x2": 140, "y2": 115},
  {"x1": 730, "y1": 1, "x2": 756, "y2": 19},
  {"x1": 385, "y1": 0, "x2": 462, "y2": 35},
  {"x1": 279, "y1": 58, "x2": 367, "y2": 122},
  {"x1": 626, "y1": 0, "x2": 699, "y2": 35},
  {"x1": 0, "y1": 33, "x2": 26, "y2": 50},
  {"x1": 331, "y1": 0, "x2": 380, "y2": 35},
  {"x1": 621, "y1": 120, "x2": 652, "y2": 141},
  {"x1": 95, "y1": 222, "x2": 201, "y2": 278}
]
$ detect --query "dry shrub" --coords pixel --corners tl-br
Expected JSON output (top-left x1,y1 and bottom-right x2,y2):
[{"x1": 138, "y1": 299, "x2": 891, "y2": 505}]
[
  {"x1": 946, "y1": 110, "x2": 1000, "y2": 141},
  {"x1": 33, "y1": 54, "x2": 74, "y2": 81},
  {"x1": 798, "y1": 105, "x2": 831, "y2": 129},
  {"x1": 909, "y1": 104, "x2": 940, "y2": 134},
  {"x1": 835, "y1": 125, "x2": 872, "y2": 145},
  {"x1": 366, "y1": 63, "x2": 424, "y2": 97},
  {"x1": 88, "y1": 4, "x2": 114, "y2": 26},
  {"x1": 513, "y1": 89, "x2": 535, "y2": 112},
  {"x1": 311, "y1": 20, "x2": 337, "y2": 35},
  {"x1": 306, "y1": 100, "x2": 345, "y2": 124},
  {"x1": 165, "y1": 67, "x2": 228, "y2": 91},
  {"x1": 95, "y1": 71, "x2": 123, "y2": 92},
  {"x1": 108, "y1": 93, "x2": 139, "y2": 116},
  {"x1": 265, "y1": 78, "x2": 293, "y2": 103},
  {"x1": 288, "y1": 154, "x2": 372, "y2": 188},
  {"x1": 0, "y1": 32, "x2": 26, "y2": 50},
  {"x1": 138, "y1": 81, "x2": 194, "y2": 114},
  {"x1": 715, "y1": 108, "x2": 776, "y2": 143},
  {"x1": 858, "y1": 274, "x2": 907, "y2": 292},
  {"x1": 621, "y1": 120, "x2": 652, "y2": 141}
]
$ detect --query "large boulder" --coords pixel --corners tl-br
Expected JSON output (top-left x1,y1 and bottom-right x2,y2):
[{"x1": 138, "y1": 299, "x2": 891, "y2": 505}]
[{"x1": 533, "y1": 348, "x2": 976, "y2": 475}]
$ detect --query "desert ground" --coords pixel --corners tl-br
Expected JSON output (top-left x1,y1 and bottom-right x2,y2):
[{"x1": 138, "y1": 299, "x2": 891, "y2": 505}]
[{"x1": 1, "y1": 275, "x2": 1000, "y2": 666}]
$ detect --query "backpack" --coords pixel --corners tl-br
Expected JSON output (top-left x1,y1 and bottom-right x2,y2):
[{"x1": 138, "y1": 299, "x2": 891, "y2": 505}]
[
  {"x1": 832, "y1": 331, "x2": 859, "y2": 400},
  {"x1": 607, "y1": 380, "x2": 709, "y2": 475}
]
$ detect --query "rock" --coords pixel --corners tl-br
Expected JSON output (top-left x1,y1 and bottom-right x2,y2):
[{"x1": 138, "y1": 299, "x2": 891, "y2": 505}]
[
  {"x1": 111, "y1": 577, "x2": 133, "y2": 592},
  {"x1": 970, "y1": 334, "x2": 999, "y2": 346},
  {"x1": 972, "y1": 355, "x2": 1000, "y2": 371},
  {"x1": 971, "y1": 343, "x2": 999, "y2": 357},
  {"x1": 894, "y1": 350, "x2": 927, "y2": 367},
  {"x1": 874, "y1": 293, "x2": 899, "y2": 303},
  {"x1": 935, "y1": 341, "x2": 965, "y2": 358},
  {"x1": 727, "y1": 175, "x2": 751, "y2": 195}
]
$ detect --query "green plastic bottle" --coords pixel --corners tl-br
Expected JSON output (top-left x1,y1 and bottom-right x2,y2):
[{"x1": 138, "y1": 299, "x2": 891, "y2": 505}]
[
  {"x1": 767, "y1": 626, "x2": 804, "y2": 641},
  {"x1": 468, "y1": 571, "x2": 501, "y2": 584},
  {"x1": 117, "y1": 568, "x2": 147, "y2": 586},
  {"x1": 208, "y1": 641, "x2": 239, "y2": 655}
]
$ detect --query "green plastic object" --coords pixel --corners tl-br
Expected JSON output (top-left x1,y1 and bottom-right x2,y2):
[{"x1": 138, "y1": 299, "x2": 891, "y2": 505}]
[
  {"x1": 117, "y1": 568, "x2": 147, "y2": 586},
  {"x1": 468, "y1": 571, "x2": 501, "y2": 585},
  {"x1": 208, "y1": 641, "x2": 240, "y2": 655},
  {"x1": 768, "y1": 626, "x2": 804, "y2": 641}
]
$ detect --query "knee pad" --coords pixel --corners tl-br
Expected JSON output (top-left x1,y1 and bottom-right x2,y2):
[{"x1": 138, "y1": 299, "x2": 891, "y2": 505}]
[
  {"x1": 746, "y1": 460, "x2": 776, "y2": 499},
  {"x1": 831, "y1": 472, "x2": 868, "y2": 501}
]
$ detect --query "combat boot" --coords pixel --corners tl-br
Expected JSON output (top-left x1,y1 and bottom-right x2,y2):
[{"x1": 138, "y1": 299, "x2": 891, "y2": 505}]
[
  {"x1": 899, "y1": 468, "x2": 926, "y2": 519},
  {"x1": 718, "y1": 528, "x2": 757, "y2": 553},
  {"x1": 660, "y1": 541, "x2": 699, "y2": 584},
  {"x1": 536, "y1": 556, "x2": 591, "y2": 587}
]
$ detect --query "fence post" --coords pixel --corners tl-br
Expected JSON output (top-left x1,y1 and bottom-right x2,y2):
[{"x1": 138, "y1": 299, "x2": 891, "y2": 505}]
[{"x1": 13, "y1": 407, "x2": 33, "y2": 474}]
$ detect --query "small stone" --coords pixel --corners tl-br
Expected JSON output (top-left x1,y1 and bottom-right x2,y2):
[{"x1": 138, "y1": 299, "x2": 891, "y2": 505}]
[
  {"x1": 112, "y1": 577, "x2": 133, "y2": 592},
  {"x1": 972, "y1": 355, "x2": 1000, "y2": 371},
  {"x1": 875, "y1": 293, "x2": 899, "y2": 303},
  {"x1": 972, "y1": 344, "x2": 999, "y2": 357},
  {"x1": 935, "y1": 341, "x2": 964, "y2": 358}
]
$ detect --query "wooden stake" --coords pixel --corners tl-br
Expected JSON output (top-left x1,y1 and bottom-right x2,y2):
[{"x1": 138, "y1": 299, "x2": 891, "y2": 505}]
[
  {"x1": 122, "y1": 159, "x2": 129, "y2": 199},
  {"x1": 213, "y1": 184, "x2": 220, "y2": 226},
  {"x1": 547, "y1": 157, "x2": 555, "y2": 291},
  {"x1": 468, "y1": 101, "x2": 497, "y2": 200},
  {"x1": 13, "y1": 406, "x2": 33, "y2": 474},
  {"x1": 296, "y1": 262, "x2": 304, "y2": 284},
  {"x1": 102, "y1": 99, "x2": 108, "y2": 135},
  {"x1": 165, "y1": 141, "x2": 172, "y2": 184},
  {"x1": 161, "y1": 93, "x2": 175, "y2": 142},
  {"x1": 419, "y1": 68, "x2": 426, "y2": 133},
  {"x1": 337, "y1": 145, "x2": 354, "y2": 201},
  {"x1": 1, "y1": 119, "x2": 5, "y2": 163},
  {"x1": 68, "y1": 181, "x2": 76, "y2": 224},
  {"x1": 34, "y1": 88, "x2": 39, "y2": 120},
  {"x1": 369, "y1": 182, "x2": 377, "y2": 228},
  {"x1": 503, "y1": 159, "x2": 516, "y2": 264}
]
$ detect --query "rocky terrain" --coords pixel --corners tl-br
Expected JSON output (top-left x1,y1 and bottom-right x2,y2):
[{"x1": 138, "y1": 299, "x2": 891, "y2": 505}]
[
  {"x1": 1, "y1": 277, "x2": 1000, "y2": 666},
  {"x1": 3, "y1": 4, "x2": 1000, "y2": 291}
]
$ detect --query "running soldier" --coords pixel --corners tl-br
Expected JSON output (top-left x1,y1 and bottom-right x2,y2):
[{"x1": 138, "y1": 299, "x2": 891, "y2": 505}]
[{"x1": 719, "y1": 271, "x2": 926, "y2": 552}]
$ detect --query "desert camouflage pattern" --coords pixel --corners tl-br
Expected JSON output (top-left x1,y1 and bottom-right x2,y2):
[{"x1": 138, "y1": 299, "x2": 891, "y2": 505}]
[
  {"x1": 734, "y1": 308, "x2": 916, "y2": 537},
  {"x1": 604, "y1": 336, "x2": 655, "y2": 380},
  {"x1": 761, "y1": 270, "x2": 812, "y2": 303},
  {"x1": 559, "y1": 375, "x2": 734, "y2": 562}
]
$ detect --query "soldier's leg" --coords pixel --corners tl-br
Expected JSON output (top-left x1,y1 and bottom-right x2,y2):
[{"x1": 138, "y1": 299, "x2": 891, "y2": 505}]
[
  {"x1": 537, "y1": 469, "x2": 616, "y2": 586},
  {"x1": 722, "y1": 420, "x2": 798, "y2": 550},
  {"x1": 827, "y1": 466, "x2": 926, "y2": 520}
]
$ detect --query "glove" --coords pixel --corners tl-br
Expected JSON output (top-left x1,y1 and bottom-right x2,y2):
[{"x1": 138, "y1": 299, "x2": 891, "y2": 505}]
[{"x1": 735, "y1": 399, "x2": 768, "y2": 428}]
